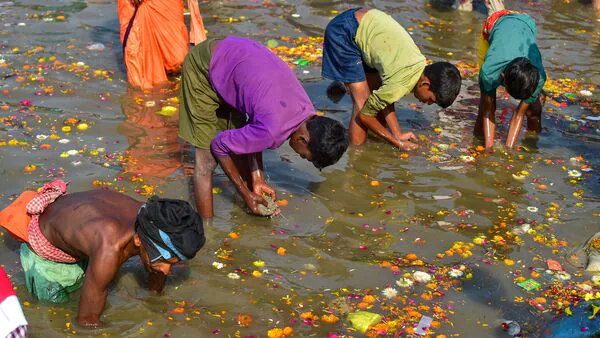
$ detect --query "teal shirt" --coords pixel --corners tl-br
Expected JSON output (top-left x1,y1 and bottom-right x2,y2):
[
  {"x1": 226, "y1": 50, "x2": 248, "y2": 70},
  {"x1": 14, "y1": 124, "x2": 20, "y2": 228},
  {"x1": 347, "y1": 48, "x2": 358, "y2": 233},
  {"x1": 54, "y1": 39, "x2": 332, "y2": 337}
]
[{"x1": 479, "y1": 14, "x2": 546, "y2": 104}]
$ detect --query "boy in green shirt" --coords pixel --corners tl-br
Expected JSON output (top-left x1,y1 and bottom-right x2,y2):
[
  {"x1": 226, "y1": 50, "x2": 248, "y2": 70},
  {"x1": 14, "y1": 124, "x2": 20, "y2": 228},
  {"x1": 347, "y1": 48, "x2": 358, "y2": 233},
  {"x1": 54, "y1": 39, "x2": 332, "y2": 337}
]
[
  {"x1": 322, "y1": 8, "x2": 462, "y2": 150},
  {"x1": 476, "y1": 10, "x2": 546, "y2": 150}
]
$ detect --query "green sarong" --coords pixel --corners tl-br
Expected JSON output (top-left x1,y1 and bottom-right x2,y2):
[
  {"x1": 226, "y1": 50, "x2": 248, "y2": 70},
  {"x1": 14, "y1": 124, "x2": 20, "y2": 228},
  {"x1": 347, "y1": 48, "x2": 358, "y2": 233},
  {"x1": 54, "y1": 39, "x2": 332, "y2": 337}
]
[
  {"x1": 178, "y1": 38, "x2": 247, "y2": 149},
  {"x1": 20, "y1": 243, "x2": 85, "y2": 304}
]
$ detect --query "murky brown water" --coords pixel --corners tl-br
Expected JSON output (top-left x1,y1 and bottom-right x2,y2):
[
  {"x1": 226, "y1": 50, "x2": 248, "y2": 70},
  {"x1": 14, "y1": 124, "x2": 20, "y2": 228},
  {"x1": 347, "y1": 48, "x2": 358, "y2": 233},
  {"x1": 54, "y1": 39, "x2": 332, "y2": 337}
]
[{"x1": 0, "y1": 0, "x2": 599, "y2": 337}]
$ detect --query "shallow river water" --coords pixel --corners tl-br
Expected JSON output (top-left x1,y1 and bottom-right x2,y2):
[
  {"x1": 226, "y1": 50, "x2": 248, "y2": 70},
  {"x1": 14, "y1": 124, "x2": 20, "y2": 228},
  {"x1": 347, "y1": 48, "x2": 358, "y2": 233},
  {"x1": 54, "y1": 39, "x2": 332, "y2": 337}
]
[{"x1": 0, "y1": 0, "x2": 599, "y2": 337}]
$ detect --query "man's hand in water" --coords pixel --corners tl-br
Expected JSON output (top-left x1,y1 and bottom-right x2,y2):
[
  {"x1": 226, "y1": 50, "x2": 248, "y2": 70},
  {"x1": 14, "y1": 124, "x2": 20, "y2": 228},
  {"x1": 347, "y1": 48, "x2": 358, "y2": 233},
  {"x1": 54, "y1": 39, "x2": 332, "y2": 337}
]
[
  {"x1": 253, "y1": 180, "x2": 276, "y2": 201},
  {"x1": 394, "y1": 133, "x2": 419, "y2": 151},
  {"x1": 242, "y1": 191, "x2": 269, "y2": 215}
]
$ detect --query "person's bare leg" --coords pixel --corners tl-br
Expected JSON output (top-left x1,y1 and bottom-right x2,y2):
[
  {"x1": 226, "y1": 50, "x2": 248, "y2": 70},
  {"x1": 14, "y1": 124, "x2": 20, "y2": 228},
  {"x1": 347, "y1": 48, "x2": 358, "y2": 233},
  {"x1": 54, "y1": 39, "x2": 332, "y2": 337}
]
[
  {"x1": 474, "y1": 111, "x2": 484, "y2": 138},
  {"x1": 346, "y1": 81, "x2": 370, "y2": 145},
  {"x1": 193, "y1": 148, "x2": 217, "y2": 220}
]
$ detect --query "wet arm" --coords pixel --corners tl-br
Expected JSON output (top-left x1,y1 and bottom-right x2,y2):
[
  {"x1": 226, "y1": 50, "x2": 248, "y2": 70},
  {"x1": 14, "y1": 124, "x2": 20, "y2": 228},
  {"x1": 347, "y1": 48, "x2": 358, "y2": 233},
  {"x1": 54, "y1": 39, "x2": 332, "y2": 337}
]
[
  {"x1": 250, "y1": 152, "x2": 276, "y2": 200},
  {"x1": 216, "y1": 155, "x2": 267, "y2": 214},
  {"x1": 479, "y1": 93, "x2": 497, "y2": 150},
  {"x1": 347, "y1": 82, "x2": 403, "y2": 148},
  {"x1": 77, "y1": 249, "x2": 120, "y2": 328},
  {"x1": 505, "y1": 101, "x2": 529, "y2": 149}
]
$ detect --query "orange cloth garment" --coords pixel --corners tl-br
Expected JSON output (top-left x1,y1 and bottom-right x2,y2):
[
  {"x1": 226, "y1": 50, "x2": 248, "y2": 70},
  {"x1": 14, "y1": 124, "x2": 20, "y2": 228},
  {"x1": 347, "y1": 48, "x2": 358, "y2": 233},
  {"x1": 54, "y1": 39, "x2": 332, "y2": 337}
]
[
  {"x1": 0, "y1": 191, "x2": 36, "y2": 242},
  {"x1": 118, "y1": 0, "x2": 207, "y2": 89}
]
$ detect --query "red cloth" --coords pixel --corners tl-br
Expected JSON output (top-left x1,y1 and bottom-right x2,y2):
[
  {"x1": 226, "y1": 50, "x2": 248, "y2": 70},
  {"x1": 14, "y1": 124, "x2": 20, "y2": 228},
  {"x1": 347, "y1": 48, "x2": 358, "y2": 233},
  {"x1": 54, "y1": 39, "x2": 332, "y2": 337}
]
[
  {"x1": 26, "y1": 179, "x2": 77, "y2": 263},
  {"x1": 482, "y1": 9, "x2": 519, "y2": 41},
  {"x1": 0, "y1": 266, "x2": 16, "y2": 303}
]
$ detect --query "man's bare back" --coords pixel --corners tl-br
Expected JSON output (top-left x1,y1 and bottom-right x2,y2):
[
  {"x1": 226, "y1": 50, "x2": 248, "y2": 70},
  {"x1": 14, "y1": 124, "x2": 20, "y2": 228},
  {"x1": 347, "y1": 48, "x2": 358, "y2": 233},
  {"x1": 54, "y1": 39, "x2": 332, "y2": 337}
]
[
  {"x1": 39, "y1": 190, "x2": 143, "y2": 261},
  {"x1": 23, "y1": 188, "x2": 205, "y2": 328}
]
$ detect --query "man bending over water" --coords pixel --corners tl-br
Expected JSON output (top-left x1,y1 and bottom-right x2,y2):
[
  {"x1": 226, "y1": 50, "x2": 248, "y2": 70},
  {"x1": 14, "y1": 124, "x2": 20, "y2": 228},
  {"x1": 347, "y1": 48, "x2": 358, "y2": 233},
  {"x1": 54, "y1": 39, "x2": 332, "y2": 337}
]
[{"x1": 0, "y1": 179, "x2": 205, "y2": 328}]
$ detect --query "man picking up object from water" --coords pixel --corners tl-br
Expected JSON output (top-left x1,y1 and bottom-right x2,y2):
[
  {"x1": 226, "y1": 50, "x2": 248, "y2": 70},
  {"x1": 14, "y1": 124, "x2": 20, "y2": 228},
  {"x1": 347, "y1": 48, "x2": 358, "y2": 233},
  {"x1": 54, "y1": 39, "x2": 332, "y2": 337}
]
[
  {"x1": 179, "y1": 36, "x2": 348, "y2": 219},
  {"x1": 0, "y1": 180, "x2": 205, "y2": 328},
  {"x1": 322, "y1": 8, "x2": 462, "y2": 150},
  {"x1": 475, "y1": 8, "x2": 546, "y2": 151}
]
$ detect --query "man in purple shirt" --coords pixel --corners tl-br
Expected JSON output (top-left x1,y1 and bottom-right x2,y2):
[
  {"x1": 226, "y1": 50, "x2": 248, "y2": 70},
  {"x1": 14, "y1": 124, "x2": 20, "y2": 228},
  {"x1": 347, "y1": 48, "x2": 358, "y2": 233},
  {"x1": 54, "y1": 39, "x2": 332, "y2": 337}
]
[{"x1": 179, "y1": 36, "x2": 348, "y2": 219}]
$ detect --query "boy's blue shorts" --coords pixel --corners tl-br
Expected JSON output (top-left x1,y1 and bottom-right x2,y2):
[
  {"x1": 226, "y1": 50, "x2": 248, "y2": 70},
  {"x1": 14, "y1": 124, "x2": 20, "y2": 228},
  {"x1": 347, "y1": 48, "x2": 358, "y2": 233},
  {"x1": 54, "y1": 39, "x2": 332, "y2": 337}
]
[{"x1": 322, "y1": 8, "x2": 376, "y2": 84}]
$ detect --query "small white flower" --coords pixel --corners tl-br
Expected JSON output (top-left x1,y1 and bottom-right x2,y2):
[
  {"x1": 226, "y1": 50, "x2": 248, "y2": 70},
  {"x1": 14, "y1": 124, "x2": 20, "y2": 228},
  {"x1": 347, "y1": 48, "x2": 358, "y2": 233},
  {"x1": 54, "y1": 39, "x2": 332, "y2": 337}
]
[
  {"x1": 58, "y1": 138, "x2": 70, "y2": 144},
  {"x1": 568, "y1": 170, "x2": 581, "y2": 178},
  {"x1": 448, "y1": 269, "x2": 464, "y2": 278},
  {"x1": 212, "y1": 262, "x2": 224, "y2": 269},
  {"x1": 67, "y1": 149, "x2": 79, "y2": 156},
  {"x1": 460, "y1": 155, "x2": 475, "y2": 163},
  {"x1": 382, "y1": 287, "x2": 398, "y2": 299},
  {"x1": 555, "y1": 271, "x2": 571, "y2": 281},
  {"x1": 413, "y1": 271, "x2": 432, "y2": 283},
  {"x1": 396, "y1": 278, "x2": 414, "y2": 288},
  {"x1": 76, "y1": 61, "x2": 85, "y2": 67},
  {"x1": 527, "y1": 206, "x2": 538, "y2": 213},
  {"x1": 227, "y1": 272, "x2": 240, "y2": 280},
  {"x1": 36, "y1": 134, "x2": 48, "y2": 140}
]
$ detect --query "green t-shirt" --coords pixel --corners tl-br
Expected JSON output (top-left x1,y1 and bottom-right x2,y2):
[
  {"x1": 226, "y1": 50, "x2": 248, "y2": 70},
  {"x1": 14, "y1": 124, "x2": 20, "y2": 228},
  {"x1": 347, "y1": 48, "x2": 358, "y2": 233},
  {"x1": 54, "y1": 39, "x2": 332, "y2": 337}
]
[
  {"x1": 479, "y1": 14, "x2": 546, "y2": 104},
  {"x1": 355, "y1": 9, "x2": 426, "y2": 116}
]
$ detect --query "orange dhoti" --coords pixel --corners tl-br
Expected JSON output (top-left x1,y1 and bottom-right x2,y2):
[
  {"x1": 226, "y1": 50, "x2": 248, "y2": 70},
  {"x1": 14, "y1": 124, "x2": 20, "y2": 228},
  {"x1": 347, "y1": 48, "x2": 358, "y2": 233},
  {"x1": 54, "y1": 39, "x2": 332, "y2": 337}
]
[{"x1": 118, "y1": 0, "x2": 207, "y2": 89}]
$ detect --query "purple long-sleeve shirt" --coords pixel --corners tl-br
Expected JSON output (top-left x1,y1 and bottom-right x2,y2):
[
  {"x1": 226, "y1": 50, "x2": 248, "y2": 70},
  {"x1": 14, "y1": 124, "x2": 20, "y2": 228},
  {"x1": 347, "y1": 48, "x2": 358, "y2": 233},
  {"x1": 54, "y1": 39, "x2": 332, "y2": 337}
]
[{"x1": 209, "y1": 36, "x2": 315, "y2": 157}]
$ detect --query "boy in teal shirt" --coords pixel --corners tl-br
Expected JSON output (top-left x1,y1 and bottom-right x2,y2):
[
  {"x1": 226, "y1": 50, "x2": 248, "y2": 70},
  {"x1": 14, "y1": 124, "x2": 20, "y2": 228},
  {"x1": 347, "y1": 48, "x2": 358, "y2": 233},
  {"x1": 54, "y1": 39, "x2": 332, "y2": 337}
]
[{"x1": 476, "y1": 10, "x2": 546, "y2": 150}]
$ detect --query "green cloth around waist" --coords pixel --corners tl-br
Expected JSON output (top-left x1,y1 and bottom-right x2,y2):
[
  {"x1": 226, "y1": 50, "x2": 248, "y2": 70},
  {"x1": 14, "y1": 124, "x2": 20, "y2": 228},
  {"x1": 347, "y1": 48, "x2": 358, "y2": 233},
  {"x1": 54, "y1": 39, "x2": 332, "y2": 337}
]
[
  {"x1": 178, "y1": 38, "x2": 247, "y2": 150},
  {"x1": 20, "y1": 243, "x2": 85, "y2": 304}
]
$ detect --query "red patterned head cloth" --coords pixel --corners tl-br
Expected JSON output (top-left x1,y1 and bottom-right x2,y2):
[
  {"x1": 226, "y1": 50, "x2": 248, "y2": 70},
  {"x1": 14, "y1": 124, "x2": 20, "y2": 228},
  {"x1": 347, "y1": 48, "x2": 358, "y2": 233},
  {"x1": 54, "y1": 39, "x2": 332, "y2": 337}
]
[
  {"x1": 26, "y1": 179, "x2": 78, "y2": 263},
  {"x1": 482, "y1": 9, "x2": 520, "y2": 41}
]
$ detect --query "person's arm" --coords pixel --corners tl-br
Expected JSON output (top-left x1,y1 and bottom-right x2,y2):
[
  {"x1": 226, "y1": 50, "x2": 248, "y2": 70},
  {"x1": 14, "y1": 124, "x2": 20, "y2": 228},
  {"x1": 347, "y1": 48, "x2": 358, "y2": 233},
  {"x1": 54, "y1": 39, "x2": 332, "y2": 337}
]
[
  {"x1": 505, "y1": 100, "x2": 530, "y2": 149},
  {"x1": 216, "y1": 155, "x2": 268, "y2": 215},
  {"x1": 479, "y1": 92, "x2": 497, "y2": 150},
  {"x1": 77, "y1": 247, "x2": 120, "y2": 328},
  {"x1": 148, "y1": 271, "x2": 167, "y2": 293},
  {"x1": 347, "y1": 82, "x2": 418, "y2": 150},
  {"x1": 250, "y1": 152, "x2": 276, "y2": 200}
]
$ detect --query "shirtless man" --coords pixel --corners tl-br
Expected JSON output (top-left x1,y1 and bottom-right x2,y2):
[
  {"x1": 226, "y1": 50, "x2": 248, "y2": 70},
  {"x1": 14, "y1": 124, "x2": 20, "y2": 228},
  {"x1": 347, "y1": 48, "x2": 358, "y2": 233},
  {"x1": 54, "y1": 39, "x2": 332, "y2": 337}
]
[{"x1": 0, "y1": 180, "x2": 205, "y2": 328}]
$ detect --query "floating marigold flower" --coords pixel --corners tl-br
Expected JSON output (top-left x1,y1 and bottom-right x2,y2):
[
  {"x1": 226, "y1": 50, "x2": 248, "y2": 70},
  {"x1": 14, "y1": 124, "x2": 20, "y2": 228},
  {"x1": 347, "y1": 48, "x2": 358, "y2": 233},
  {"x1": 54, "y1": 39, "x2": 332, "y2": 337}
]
[
  {"x1": 24, "y1": 164, "x2": 37, "y2": 173},
  {"x1": 362, "y1": 295, "x2": 376, "y2": 303},
  {"x1": 405, "y1": 253, "x2": 418, "y2": 261},
  {"x1": 237, "y1": 314, "x2": 253, "y2": 327},
  {"x1": 276, "y1": 199, "x2": 289, "y2": 206},
  {"x1": 321, "y1": 313, "x2": 339, "y2": 324},
  {"x1": 276, "y1": 247, "x2": 286, "y2": 255}
]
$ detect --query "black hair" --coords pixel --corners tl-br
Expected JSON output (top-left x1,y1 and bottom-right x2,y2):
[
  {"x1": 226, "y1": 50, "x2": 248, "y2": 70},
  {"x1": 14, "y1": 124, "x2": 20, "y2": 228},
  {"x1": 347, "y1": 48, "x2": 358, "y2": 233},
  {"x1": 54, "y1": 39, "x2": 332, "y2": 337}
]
[
  {"x1": 306, "y1": 116, "x2": 348, "y2": 170},
  {"x1": 503, "y1": 57, "x2": 539, "y2": 100},
  {"x1": 423, "y1": 62, "x2": 462, "y2": 108}
]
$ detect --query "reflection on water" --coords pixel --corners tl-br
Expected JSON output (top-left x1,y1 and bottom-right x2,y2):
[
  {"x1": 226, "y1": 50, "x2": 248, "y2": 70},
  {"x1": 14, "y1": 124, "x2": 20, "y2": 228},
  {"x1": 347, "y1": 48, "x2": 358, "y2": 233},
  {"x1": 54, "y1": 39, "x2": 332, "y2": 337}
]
[
  {"x1": 118, "y1": 85, "x2": 182, "y2": 179},
  {"x1": 0, "y1": 0, "x2": 598, "y2": 337}
]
